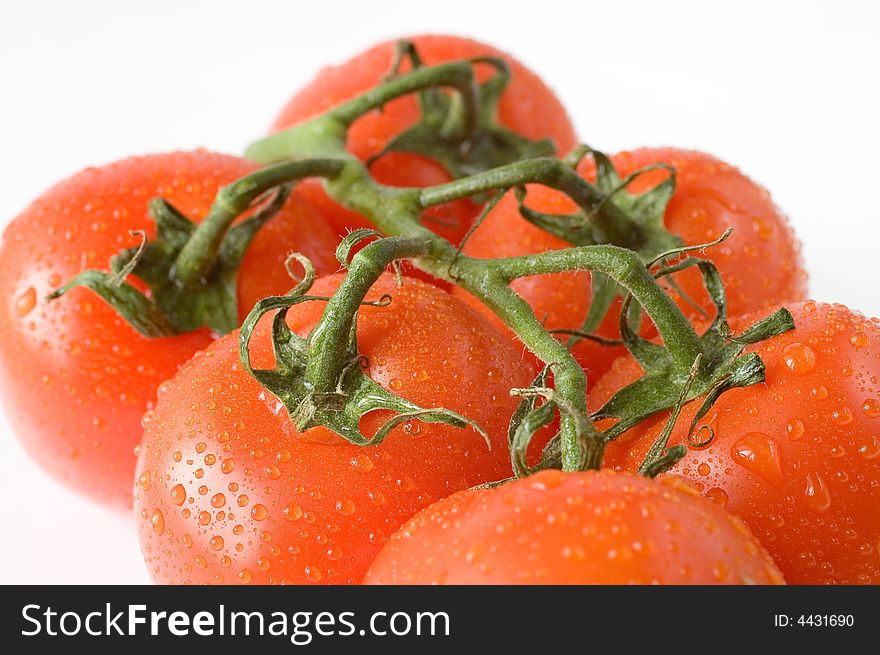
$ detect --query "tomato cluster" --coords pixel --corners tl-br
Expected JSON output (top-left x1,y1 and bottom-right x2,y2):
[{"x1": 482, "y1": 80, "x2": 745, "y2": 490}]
[{"x1": 0, "y1": 34, "x2": 875, "y2": 587}]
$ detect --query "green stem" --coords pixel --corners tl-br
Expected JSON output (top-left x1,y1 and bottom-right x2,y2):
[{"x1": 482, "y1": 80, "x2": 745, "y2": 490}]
[
  {"x1": 304, "y1": 237, "x2": 431, "y2": 393},
  {"x1": 489, "y1": 245, "x2": 703, "y2": 374},
  {"x1": 418, "y1": 157, "x2": 643, "y2": 250},
  {"x1": 174, "y1": 159, "x2": 345, "y2": 287}
]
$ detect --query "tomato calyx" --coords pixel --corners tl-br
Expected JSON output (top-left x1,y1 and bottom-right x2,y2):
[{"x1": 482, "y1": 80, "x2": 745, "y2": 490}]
[
  {"x1": 239, "y1": 236, "x2": 490, "y2": 448},
  {"x1": 48, "y1": 159, "x2": 344, "y2": 337},
  {"x1": 367, "y1": 40, "x2": 555, "y2": 183}
]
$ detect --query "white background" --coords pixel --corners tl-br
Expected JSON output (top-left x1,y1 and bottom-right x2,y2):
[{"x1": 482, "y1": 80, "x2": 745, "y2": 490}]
[{"x1": 1, "y1": 0, "x2": 878, "y2": 584}]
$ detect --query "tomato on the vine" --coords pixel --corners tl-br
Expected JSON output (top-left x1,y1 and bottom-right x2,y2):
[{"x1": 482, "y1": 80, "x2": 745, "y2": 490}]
[
  {"x1": 270, "y1": 34, "x2": 578, "y2": 242},
  {"x1": 134, "y1": 273, "x2": 539, "y2": 584},
  {"x1": 364, "y1": 469, "x2": 784, "y2": 584},
  {"x1": 598, "y1": 301, "x2": 880, "y2": 585},
  {"x1": 0, "y1": 151, "x2": 339, "y2": 508},
  {"x1": 454, "y1": 148, "x2": 807, "y2": 379}
]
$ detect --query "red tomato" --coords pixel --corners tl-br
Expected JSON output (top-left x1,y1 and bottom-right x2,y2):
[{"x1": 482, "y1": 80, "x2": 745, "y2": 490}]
[
  {"x1": 271, "y1": 34, "x2": 578, "y2": 242},
  {"x1": 598, "y1": 301, "x2": 880, "y2": 584},
  {"x1": 134, "y1": 273, "x2": 539, "y2": 584},
  {"x1": 364, "y1": 469, "x2": 784, "y2": 584},
  {"x1": 0, "y1": 151, "x2": 339, "y2": 509},
  {"x1": 453, "y1": 148, "x2": 807, "y2": 379}
]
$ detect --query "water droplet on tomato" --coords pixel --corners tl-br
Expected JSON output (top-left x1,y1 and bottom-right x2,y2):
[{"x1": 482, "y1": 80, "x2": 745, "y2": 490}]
[
  {"x1": 15, "y1": 288, "x2": 37, "y2": 317},
  {"x1": 210, "y1": 493, "x2": 226, "y2": 508},
  {"x1": 221, "y1": 458, "x2": 235, "y2": 474},
  {"x1": 238, "y1": 568, "x2": 253, "y2": 584},
  {"x1": 305, "y1": 565, "x2": 323, "y2": 582},
  {"x1": 730, "y1": 432, "x2": 785, "y2": 487},
  {"x1": 705, "y1": 487, "x2": 728, "y2": 506},
  {"x1": 149, "y1": 509, "x2": 165, "y2": 535},
  {"x1": 862, "y1": 399, "x2": 880, "y2": 418},
  {"x1": 831, "y1": 407, "x2": 853, "y2": 426},
  {"x1": 850, "y1": 331, "x2": 869, "y2": 349},
  {"x1": 251, "y1": 504, "x2": 268, "y2": 520},
  {"x1": 857, "y1": 437, "x2": 880, "y2": 460},
  {"x1": 283, "y1": 502, "x2": 303, "y2": 521},
  {"x1": 804, "y1": 472, "x2": 831, "y2": 511},
  {"x1": 335, "y1": 499, "x2": 356, "y2": 516},
  {"x1": 138, "y1": 471, "x2": 152, "y2": 491},
  {"x1": 785, "y1": 418, "x2": 805, "y2": 440},
  {"x1": 810, "y1": 385, "x2": 828, "y2": 400},
  {"x1": 170, "y1": 484, "x2": 186, "y2": 506},
  {"x1": 209, "y1": 535, "x2": 224, "y2": 551},
  {"x1": 782, "y1": 343, "x2": 816, "y2": 375}
]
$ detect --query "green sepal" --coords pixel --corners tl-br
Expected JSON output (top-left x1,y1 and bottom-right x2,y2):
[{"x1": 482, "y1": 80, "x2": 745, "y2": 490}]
[
  {"x1": 596, "y1": 257, "x2": 795, "y2": 443},
  {"x1": 49, "y1": 185, "x2": 292, "y2": 338},
  {"x1": 373, "y1": 44, "x2": 555, "y2": 181},
  {"x1": 239, "y1": 283, "x2": 490, "y2": 448},
  {"x1": 46, "y1": 269, "x2": 175, "y2": 338},
  {"x1": 514, "y1": 148, "x2": 686, "y2": 350}
]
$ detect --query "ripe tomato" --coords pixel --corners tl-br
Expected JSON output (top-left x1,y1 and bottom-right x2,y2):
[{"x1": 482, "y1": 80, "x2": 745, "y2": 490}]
[
  {"x1": 0, "y1": 151, "x2": 339, "y2": 509},
  {"x1": 270, "y1": 34, "x2": 578, "y2": 242},
  {"x1": 598, "y1": 301, "x2": 880, "y2": 584},
  {"x1": 134, "y1": 273, "x2": 539, "y2": 584},
  {"x1": 364, "y1": 469, "x2": 784, "y2": 584},
  {"x1": 453, "y1": 148, "x2": 807, "y2": 379}
]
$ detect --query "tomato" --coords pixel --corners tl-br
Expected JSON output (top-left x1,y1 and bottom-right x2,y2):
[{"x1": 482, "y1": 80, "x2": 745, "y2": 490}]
[
  {"x1": 270, "y1": 34, "x2": 578, "y2": 242},
  {"x1": 364, "y1": 469, "x2": 784, "y2": 584},
  {"x1": 0, "y1": 151, "x2": 339, "y2": 509},
  {"x1": 134, "y1": 273, "x2": 539, "y2": 584},
  {"x1": 453, "y1": 148, "x2": 807, "y2": 380},
  {"x1": 598, "y1": 301, "x2": 880, "y2": 584}
]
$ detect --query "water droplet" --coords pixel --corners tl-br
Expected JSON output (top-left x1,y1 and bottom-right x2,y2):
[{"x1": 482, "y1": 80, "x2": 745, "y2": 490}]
[
  {"x1": 257, "y1": 557, "x2": 271, "y2": 571},
  {"x1": 221, "y1": 458, "x2": 235, "y2": 474},
  {"x1": 804, "y1": 472, "x2": 831, "y2": 511},
  {"x1": 283, "y1": 502, "x2": 303, "y2": 521},
  {"x1": 265, "y1": 464, "x2": 281, "y2": 480},
  {"x1": 782, "y1": 343, "x2": 816, "y2": 376},
  {"x1": 857, "y1": 437, "x2": 880, "y2": 460},
  {"x1": 785, "y1": 418, "x2": 805, "y2": 440},
  {"x1": 251, "y1": 504, "x2": 268, "y2": 521},
  {"x1": 810, "y1": 385, "x2": 828, "y2": 400},
  {"x1": 831, "y1": 407, "x2": 853, "y2": 426},
  {"x1": 237, "y1": 494, "x2": 249, "y2": 507},
  {"x1": 211, "y1": 493, "x2": 226, "y2": 508},
  {"x1": 238, "y1": 568, "x2": 252, "y2": 584},
  {"x1": 137, "y1": 471, "x2": 152, "y2": 491},
  {"x1": 730, "y1": 432, "x2": 785, "y2": 487},
  {"x1": 335, "y1": 499, "x2": 356, "y2": 516},
  {"x1": 171, "y1": 484, "x2": 186, "y2": 506},
  {"x1": 209, "y1": 535, "x2": 224, "y2": 551},
  {"x1": 705, "y1": 487, "x2": 728, "y2": 506},
  {"x1": 850, "y1": 331, "x2": 869, "y2": 349},
  {"x1": 149, "y1": 509, "x2": 165, "y2": 535},
  {"x1": 389, "y1": 378, "x2": 403, "y2": 391},
  {"x1": 862, "y1": 399, "x2": 880, "y2": 418},
  {"x1": 15, "y1": 288, "x2": 37, "y2": 317},
  {"x1": 305, "y1": 565, "x2": 323, "y2": 582}
]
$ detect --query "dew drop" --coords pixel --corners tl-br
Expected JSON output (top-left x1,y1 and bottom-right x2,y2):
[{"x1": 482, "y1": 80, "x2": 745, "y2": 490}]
[
  {"x1": 149, "y1": 509, "x2": 165, "y2": 535},
  {"x1": 335, "y1": 499, "x2": 356, "y2": 516},
  {"x1": 305, "y1": 565, "x2": 323, "y2": 582},
  {"x1": 804, "y1": 472, "x2": 831, "y2": 512},
  {"x1": 251, "y1": 504, "x2": 268, "y2": 521},
  {"x1": 221, "y1": 458, "x2": 235, "y2": 474},
  {"x1": 15, "y1": 288, "x2": 37, "y2": 317},
  {"x1": 782, "y1": 343, "x2": 816, "y2": 376},
  {"x1": 785, "y1": 418, "x2": 805, "y2": 440},
  {"x1": 862, "y1": 399, "x2": 880, "y2": 418},
  {"x1": 831, "y1": 407, "x2": 853, "y2": 426},
  {"x1": 170, "y1": 484, "x2": 186, "y2": 506},
  {"x1": 137, "y1": 471, "x2": 152, "y2": 491},
  {"x1": 850, "y1": 331, "x2": 869, "y2": 349},
  {"x1": 211, "y1": 493, "x2": 226, "y2": 509},
  {"x1": 705, "y1": 487, "x2": 729, "y2": 506},
  {"x1": 209, "y1": 535, "x2": 224, "y2": 551},
  {"x1": 283, "y1": 502, "x2": 303, "y2": 522},
  {"x1": 238, "y1": 569, "x2": 253, "y2": 584},
  {"x1": 730, "y1": 432, "x2": 785, "y2": 487}
]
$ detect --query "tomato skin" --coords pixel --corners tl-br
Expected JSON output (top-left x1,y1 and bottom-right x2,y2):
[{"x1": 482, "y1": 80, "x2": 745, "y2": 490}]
[
  {"x1": 598, "y1": 301, "x2": 880, "y2": 585},
  {"x1": 271, "y1": 34, "x2": 578, "y2": 242},
  {"x1": 134, "y1": 273, "x2": 538, "y2": 584},
  {"x1": 0, "y1": 151, "x2": 338, "y2": 509},
  {"x1": 453, "y1": 148, "x2": 807, "y2": 379},
  {"x1": 364, "y1": 469, "x2": 784, "y2": 584}
]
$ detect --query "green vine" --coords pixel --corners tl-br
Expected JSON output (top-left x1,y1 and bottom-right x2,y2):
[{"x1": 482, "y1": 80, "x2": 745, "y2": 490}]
[{"x1": 56, "y1": 42, "x2": 795, "y2": 477}]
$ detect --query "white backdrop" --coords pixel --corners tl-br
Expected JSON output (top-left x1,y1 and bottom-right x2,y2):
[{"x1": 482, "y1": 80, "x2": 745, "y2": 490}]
[{"x1": 1, "y1": 0, "x2": 878, "y2": 584}]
